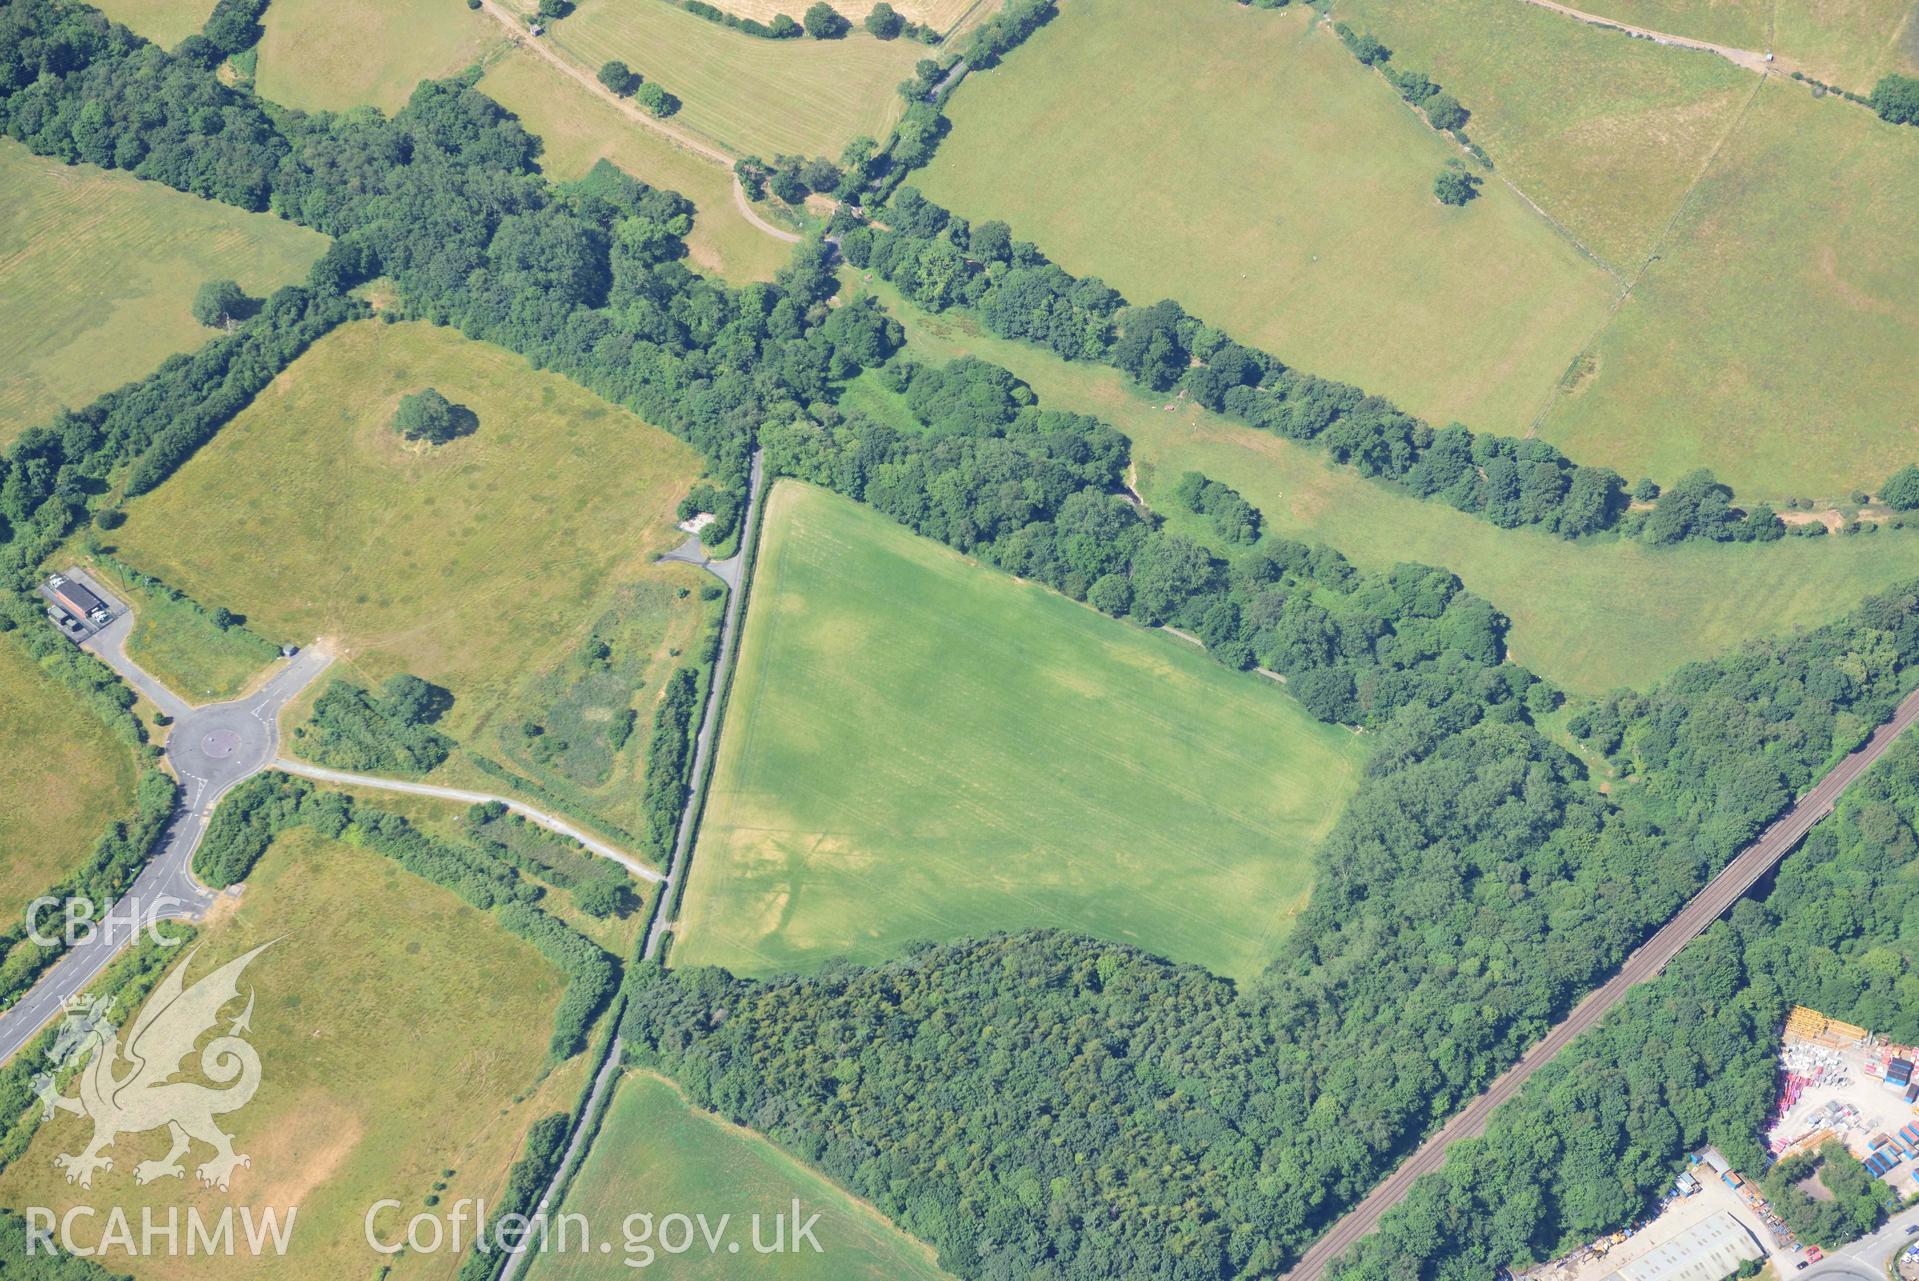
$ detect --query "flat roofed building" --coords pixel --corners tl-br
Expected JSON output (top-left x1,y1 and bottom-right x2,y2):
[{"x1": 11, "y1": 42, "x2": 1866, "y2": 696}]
[
  {"x1": 1600, "y1": 1212, "x2": 1764, "y2": 1281},
  {"x1": 48, "y1": 577, "x2": 107, "y2": 621}
]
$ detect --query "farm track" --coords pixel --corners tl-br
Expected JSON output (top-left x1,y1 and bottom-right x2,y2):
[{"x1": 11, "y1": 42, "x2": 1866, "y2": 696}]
[
  {"x1": 474, "y1": 0, "x2": 803, "y2": 245},
  {"x1": 1284, "y1": 683, "x2": 1919, "y2": 1280},
  {"x1": 1515, "y1": 0, "x2": 1793, "y2": 74}
]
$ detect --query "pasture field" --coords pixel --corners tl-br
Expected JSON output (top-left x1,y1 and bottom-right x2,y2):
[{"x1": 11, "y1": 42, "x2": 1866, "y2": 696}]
[
  {"x1": 255, "y1": 0, "x2": 506, "y2": 113},
  {"x1": 0, "y1": 637, "x2": 139, "y2": 914},
  {"x1": 856, "y1": 274, "x2": 1919, "y2": 696},
  {"x1": 91, "y1": 0, "x2": 215, "y2": 45},
  {"x1": 915, "y1": 0, "x2": 1618, "y2": 435},
  {"x1": 527, "y1": 1072, "x2": 953, "y2": 1281},
  {"x1": 110, "y1": 320, "x2": 707, "y2": 783},
  {"x1": 676, "y1": 482, "x2": 1370, "y2": 982},
  {"x1": 1773, "y1": 0, "x2": 1919, "y2": 84},
  {"x1": 684, "y1": 0, "x2": 985, "y2": 36},
  {"x1": 549, "y1": 0, "x2": 925, "y2": 159},
  {"x1": 1572, "y1": 0, "x2": 1919, "y2": 84},
  {"x1": 0, "y1": 826, "x2": 571, "y2": 1281},
  {"x1": 480, "y1": 49, "x2": 792, "y2": 283},
  {"x1": 1534, "y1": 80, "x2": 1919, "y2": 498},
  {"x1": 1330, "y1": 0, "x2": 1754, "y2": 273},
  {"x1": 0, "y1": 142, "x2": 327, "y2": 450}
]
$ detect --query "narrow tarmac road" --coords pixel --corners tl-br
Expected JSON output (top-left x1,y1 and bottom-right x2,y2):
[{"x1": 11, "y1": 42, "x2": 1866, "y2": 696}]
[
  {"x1": 497, "y1": 452, "x2": 769, "y2": 1281},
  {"x1": 1285, "y1": 684, "x2": 1919, "y2": 1280},
  {"x1": 270, "y1": 760, "x2": 663, "y2": 882},
  {"x1": 0, "y1": 636, "x2": 335, "y2": 1065}
]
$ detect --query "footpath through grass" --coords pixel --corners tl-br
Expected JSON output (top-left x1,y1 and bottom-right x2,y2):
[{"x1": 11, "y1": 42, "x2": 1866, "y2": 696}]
[
  {"x1": 111, "y1": 320, "x2": 707, "y2": 770},
  {"x1": 527, "y1": 1071, "x2": 953, "y2": 1281},
  {"x1": 0, "y1": 827, "x2": 571, "y2": 1281},
  {"x1": 549, "y1": 0, "x2": 926, "y2": 160},
  {"x1": 678, "y1": 482, "x2": 1369, "y2": 983},
  {"x1": 857, "y1": 273, "x2": 1919, "y2": 696},
  {"x1": 916, "y1": 0, "x2": 1618, "y2": 434},
  {"x1": 1331, "y1": 0, "x2": 1753, "y2": 273},
  {"x1": 1534, "y1": 79, "x2": 1919, "y2": 498},
  {"x1": 0, "y1": 141, "x2": 327, "y2": 451},
  {"x1": 1569, "y1": 0, "x2": 1919, "y2": 85},
  {"x1": 0, "y1": 636, "x2": 139, "y2": 916}
]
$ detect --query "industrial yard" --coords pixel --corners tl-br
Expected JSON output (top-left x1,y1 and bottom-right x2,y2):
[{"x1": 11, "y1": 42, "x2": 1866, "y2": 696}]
[{"x1": 1768, "y1": 1007, "x2": 1919, "y2": 1194}]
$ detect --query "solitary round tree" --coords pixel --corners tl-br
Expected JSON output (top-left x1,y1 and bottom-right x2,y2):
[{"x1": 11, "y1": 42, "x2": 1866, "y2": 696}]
[
  {"x1": 1433, "y1": 165, "x2": 1481, "y2": 206},
  {"x1": 191, "y1": 278, "x2": 248, "y2": 328},
  {"x1": 393, "y1": 388, "x2": 460, "y2": 444},
  {"x1": 596, "y1": 59, "x2": 634, "y2": 95}
]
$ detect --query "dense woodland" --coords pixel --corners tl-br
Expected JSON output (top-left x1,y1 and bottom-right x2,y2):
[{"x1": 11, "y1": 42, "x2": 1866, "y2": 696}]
[
  {"x1": 4, "y1": 5, "x2": 1919, "y2": 1279},
  {"x1": 1328, "y1": 733, "x2": 1919, "y2": 1278}
]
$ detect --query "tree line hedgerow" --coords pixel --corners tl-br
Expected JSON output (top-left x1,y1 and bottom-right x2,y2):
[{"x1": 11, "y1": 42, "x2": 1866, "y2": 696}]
[
  {"x1": 764, "y1": 353, "x2": 1525, "y2": 723},
  {"x1": 837, "y1": 186, "x2": 1816, "y2": 543}
]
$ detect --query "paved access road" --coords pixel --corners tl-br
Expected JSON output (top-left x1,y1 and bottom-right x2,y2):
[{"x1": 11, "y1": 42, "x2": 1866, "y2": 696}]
[
  {"x1": 271, "y1": 760, "x2": 663, "y2": 883},
  {"x1": 497, "y1": 452, "x2": 768, "y2": 1281},
  {"x1": 0, "y1": 628, "x2": 334, "y2": 1066},
  {"x1": 1803, "y1": 1203, "x2": 1919, "y2": 1280},
  {"x1": 1286, "y1": 685, "x2": 1919, "y2": 1281},
  {"x1": 646, "y1": 449, "x2": 764, "y2": 963}
]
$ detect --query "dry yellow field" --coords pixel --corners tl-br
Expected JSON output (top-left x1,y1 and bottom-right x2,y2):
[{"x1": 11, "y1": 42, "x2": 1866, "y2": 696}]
[
  {"x1": 110, "y1": 320, "x2": 705, "y2": 749},
  {"x1": 0, "y1": 637, "x2": 139, "y2": 914},
  {"x1": 255, "y1": 0, "x2": 507, "y2": 113},
  {"x1": 0, "y1": 827, "x2": 573, "y2": 1281}
]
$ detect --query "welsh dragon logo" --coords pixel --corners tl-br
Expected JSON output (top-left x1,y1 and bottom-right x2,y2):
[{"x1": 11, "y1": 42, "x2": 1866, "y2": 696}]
[{"x1": 41, "y1": 943, "x2": 271, "y2": 1191}]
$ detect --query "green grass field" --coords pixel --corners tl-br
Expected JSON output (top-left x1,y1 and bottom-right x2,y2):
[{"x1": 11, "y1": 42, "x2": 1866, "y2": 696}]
[
  {"x1": 527, "y1": 1072, "x2": 952, "y2": 1281},
  {"x1": 255, "y1": 0, "x2": 506, "y2": 113},
  {"x1": 90, "y1": 0, "x2": 215, "y2": 45},
  {"x1": 677, "y1": 482, "x2": 1370, "y2": 982},
  {"x1": 0, "y1": 826, "x2": 570, "y2": 1281},
  {"x1": 1330, "y1": 0, "x2": 1754, "y2": 273},
  {"x1": 1572, "y1": 0, "x2": 1919, "y2": 84},
  {"x1": 0, "y1": 141, "x2": 327, "y2": 450},
  {"x1": 82, "y1": 556, "x2": 284, "y2": 703},
  {"x1": 857, "y1": 273, "x2": 1919, "y2": 697},
  {"x1": 0, "y1": 636, "x2": 139, "y2": 914},
  {"x1": 1534, "y1": 80, "x2": 1919, "y2": 498},
  {"x1": 550, "y1": 0, "x2": 926, "y2": 160},
  {"x1": 111, "y1": 320, "x2": 708, "y2": 795},
  {"x1": 480, "y1": 48, "x2": 793, "y2": 284},
  {"x1": 916, "y1": 0, "x2": 1618, "y2": 435}
]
